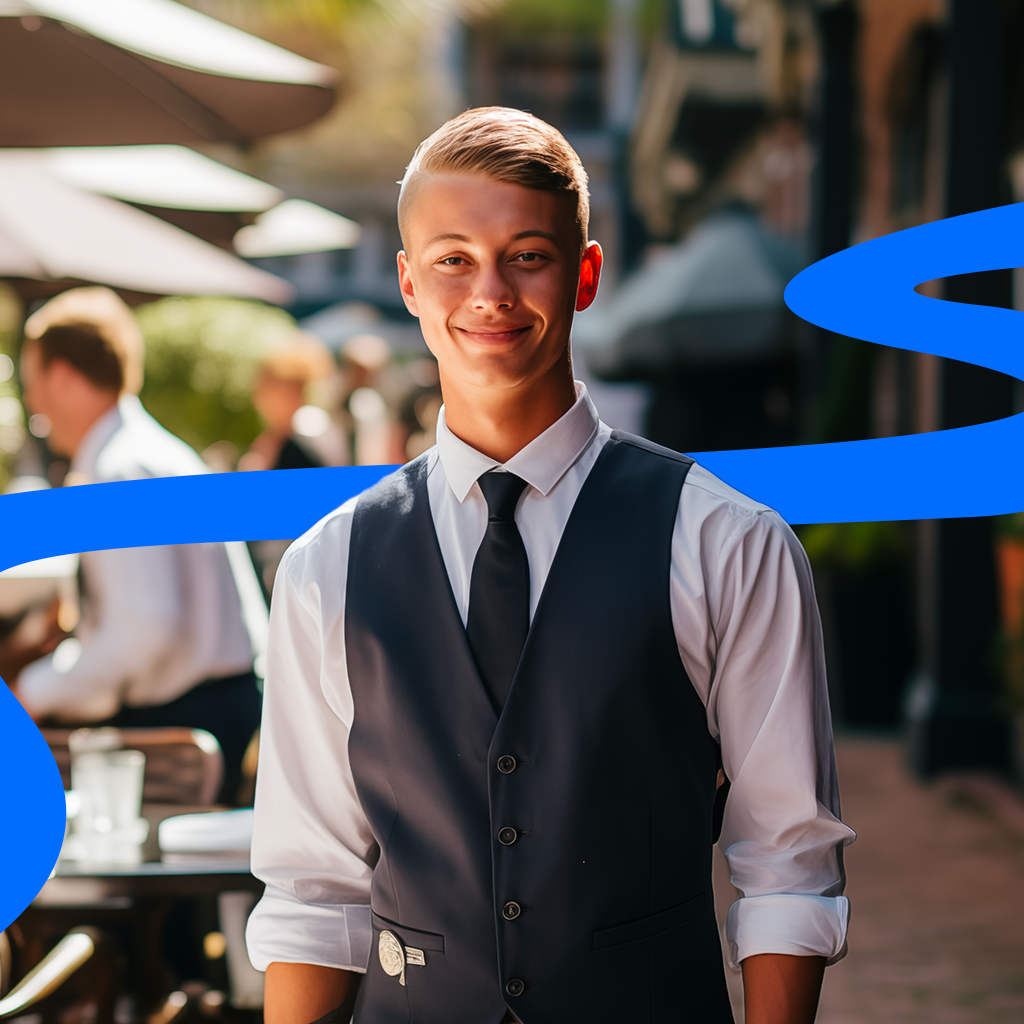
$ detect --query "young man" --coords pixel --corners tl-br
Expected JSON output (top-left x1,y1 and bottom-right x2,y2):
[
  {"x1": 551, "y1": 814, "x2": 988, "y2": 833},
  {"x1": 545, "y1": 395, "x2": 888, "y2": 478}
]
[
  {"x1": 12, "y1": 288, "x2": 266, "y2": 804},
  {"x1": 247, "y1": 108, "x2": 854, "y2": 1024}
]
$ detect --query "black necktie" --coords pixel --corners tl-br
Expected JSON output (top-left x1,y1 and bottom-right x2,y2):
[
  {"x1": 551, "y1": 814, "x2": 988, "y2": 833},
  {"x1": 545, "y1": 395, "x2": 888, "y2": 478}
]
[{"x1": 466, "y1": 471, "x2": 530, "y2": 712}]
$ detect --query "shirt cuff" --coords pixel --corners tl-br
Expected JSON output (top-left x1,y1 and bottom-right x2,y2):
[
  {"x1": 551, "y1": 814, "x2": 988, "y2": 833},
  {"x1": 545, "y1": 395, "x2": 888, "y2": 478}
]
[
  {"x1": 18, "y1": 649, "x2": 120, "y2": 722},
  {"x1": 244, "y1": 888, "x2": 371, "y2": 974},
  {"x1": 725, "y1": 894, "x2": 850, "y2": 969}
]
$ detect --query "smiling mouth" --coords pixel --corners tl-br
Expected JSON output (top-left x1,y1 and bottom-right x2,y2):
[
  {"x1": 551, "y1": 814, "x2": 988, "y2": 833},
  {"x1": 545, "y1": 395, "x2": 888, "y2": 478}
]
[{"x1": 454, "y1": 325, "x2": 532, "y2": 344}]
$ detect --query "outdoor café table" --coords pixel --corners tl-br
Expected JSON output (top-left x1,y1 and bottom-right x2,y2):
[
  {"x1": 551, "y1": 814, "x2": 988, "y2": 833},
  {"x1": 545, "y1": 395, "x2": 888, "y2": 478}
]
[{"x1": 15, "y1": 807, "x2": 262, "y2": 1022}]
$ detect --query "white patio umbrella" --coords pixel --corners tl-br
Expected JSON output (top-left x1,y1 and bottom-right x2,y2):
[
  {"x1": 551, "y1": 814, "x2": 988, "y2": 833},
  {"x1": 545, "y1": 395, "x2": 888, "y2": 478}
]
[
  {"x1": 0, "y1": 152, "x2": 293, "y2": 302},
  {"x1": 43, "y1": 147, "x2": 358, "y2": 257},
  {"x1": 46, "y1": 146, "x2": 284, "y2": 213},
  {"x1": 574, "y1": 207, "x2": 805, "y2": 377},
  {"x1": 234, "y1": 199, "x2": 361, "y2": 258},
  {"x1": 0, "y1": 0, "x2": 337, "y2": 146}
]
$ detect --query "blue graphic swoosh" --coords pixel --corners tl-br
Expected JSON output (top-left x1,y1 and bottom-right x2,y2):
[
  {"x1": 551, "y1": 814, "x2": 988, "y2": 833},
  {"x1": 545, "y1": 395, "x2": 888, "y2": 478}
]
[
  {"x1": 3, "y1": 202, "x2": 1023, "y2": 930},
  {"x1": 0, "y1": 465, "x2": 394, "y2": 933},
  {"x1": 694, "y1": 202, "x2": 1024, "y2": 522}
]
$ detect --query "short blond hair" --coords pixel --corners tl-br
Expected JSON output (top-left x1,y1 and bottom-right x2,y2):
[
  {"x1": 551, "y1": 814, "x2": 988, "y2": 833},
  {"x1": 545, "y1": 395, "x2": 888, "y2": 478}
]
[
  {"x1": 25, "y1": 287, "x2": 144, "y2": 394},
  {"x1": 398, "y1": 107, "x2": 590, "y2": 254}
]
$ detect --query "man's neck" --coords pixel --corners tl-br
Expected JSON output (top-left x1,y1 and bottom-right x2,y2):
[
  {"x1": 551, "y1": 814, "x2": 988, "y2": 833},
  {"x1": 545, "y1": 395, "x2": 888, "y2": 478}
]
[
  {"x1": 66, "y1": 394, "x2": 120, "y2": 461},
  {"x1": 440, "y1": 367, "x2": 577, "y2": 463}
]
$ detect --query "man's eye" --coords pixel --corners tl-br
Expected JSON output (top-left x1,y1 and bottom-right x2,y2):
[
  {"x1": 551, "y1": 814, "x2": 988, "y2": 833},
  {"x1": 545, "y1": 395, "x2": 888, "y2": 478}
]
[
  {"x1": 513, "y1": 252, "x2": 544, "y2": 263},
  {"x1": 441, "y1": 256, "x2": 464, "y2": 266}
]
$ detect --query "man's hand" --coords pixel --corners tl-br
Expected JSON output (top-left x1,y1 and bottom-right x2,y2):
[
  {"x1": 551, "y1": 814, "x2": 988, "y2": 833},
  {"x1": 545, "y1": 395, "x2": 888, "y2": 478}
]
[
  {"x1": 0, "y1": 597, "x2": 69, "y2": 711},
  {"x1": 742, "y1": 953, "x2": 825, "y2": 1024},
  {"x1": 264, "y1": 963, "x2": 360, "y2": 1024}
]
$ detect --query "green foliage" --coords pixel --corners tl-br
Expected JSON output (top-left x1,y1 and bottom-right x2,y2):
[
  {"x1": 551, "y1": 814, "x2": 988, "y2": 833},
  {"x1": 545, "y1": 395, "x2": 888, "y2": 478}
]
[
  {"x1": 997, "y1": 511, "x2": 1024, "y2": 539},
  {"x1": 807, "y1": 335, "x2": 874, "y2": 444},
  {"x1": 798, "y1": 520, "x2": 910, "y2": 572},
  {"x1": 485, "y1": 0, "x2": 608, "y2": 33},
  {"x1": 200, "y1": 0, "x2": 381, "y2": 31},
  {"x1": 0, "y1": 284, "x2": 23, "y2": 490},
  {"x1": 136, "y1": 297, "x2": 299, "y2": 455}
]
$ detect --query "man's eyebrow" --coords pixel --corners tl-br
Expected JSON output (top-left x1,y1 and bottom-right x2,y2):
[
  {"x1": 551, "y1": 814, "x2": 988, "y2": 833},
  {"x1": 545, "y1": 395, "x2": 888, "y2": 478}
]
[
  {"x1": 425, "y1": 233, "x2": 470, "y2": 245},
  {"x1": 510, "y1": 230, "x2": 559, "y2": 243},
  {"x1": 423, "y1": 230, "x2": 560, "y2": 246}
]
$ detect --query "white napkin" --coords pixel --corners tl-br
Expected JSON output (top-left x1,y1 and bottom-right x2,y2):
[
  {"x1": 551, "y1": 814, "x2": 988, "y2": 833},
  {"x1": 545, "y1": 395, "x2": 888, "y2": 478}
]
[{"x1": 159, "y1": 808, "x2": 254, "y2": 853}]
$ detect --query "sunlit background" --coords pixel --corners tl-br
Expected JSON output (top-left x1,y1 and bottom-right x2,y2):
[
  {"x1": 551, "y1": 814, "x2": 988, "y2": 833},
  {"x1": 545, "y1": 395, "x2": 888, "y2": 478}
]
[{"x1": 2, "y1": 1, "x2": 1024, "y2": 1021}]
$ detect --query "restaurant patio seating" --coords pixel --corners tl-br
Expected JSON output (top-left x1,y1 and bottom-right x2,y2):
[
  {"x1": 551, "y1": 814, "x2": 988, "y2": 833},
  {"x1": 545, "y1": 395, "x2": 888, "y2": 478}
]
[
  {"x1": 18, "y1": 728, "x2": 250, "y2": 1023},
  {"x1": 0, "y1": 925, "x2": 121, "y2": 1023},
  {"x1": 44, "y1": 727, "x2": 224, "y2": 807}
]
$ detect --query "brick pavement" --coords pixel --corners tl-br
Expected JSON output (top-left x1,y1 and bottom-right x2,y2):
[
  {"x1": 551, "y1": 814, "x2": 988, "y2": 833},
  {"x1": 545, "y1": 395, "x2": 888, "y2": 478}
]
[{"x1": 712, "y1": 736, "x2": 1024, "y2": 1023}]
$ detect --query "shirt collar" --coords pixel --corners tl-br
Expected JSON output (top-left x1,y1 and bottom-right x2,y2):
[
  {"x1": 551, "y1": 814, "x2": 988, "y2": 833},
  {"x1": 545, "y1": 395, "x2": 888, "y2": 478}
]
[
  {"x1": 435, "y1": 381, "x2": 601, "y2": 503},
  {"x1": 70, "y1": 393, "x2": 140, "y2": 479}
]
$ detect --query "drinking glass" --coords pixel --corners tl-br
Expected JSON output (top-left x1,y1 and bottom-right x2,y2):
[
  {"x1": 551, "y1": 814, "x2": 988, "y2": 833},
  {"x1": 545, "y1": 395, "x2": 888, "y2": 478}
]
[{"x1": 70, "y1": 749, "x2": 148, "y2": 861}]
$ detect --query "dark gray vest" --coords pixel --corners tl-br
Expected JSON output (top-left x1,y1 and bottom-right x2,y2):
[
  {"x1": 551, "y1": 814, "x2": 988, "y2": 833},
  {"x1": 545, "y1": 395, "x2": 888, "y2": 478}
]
[{"x1": 345, "y1": 431, "x2": 733, "y2": 1024}]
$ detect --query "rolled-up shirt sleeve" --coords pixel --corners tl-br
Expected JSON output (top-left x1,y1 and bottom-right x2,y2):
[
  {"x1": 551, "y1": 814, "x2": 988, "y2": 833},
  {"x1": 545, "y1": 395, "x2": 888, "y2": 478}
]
[
  {"x1": 246, "y1": 501, "x2": 377, "y2": 974},
  {"x1": 19, "y1": 545, "x2": 182, "y2": 722},
  {"x1": 672, "y1": 466, "x2": 856, "y2": 968}
]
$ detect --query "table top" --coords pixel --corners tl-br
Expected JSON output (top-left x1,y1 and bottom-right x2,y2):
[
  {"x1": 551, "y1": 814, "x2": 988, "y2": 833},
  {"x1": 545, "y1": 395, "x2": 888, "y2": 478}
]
[
  {"x1": 36, "y1": 857, "x2": 263, "y2": 905},
  {"x1": 53, "y1": 856, "x2": 254, "y2": 878},
  {"x1": 34, "y1": 804, "x2": 263, "y2": 905}
]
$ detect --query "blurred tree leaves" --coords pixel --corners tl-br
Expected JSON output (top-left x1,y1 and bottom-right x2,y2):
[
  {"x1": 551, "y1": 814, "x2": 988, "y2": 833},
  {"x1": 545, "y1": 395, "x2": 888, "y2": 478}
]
[
  {"x1": 0, "y1": 284, "x2": 23, "y2": 489},
  {"x1": 798, "y1": 519, "x2": 910, "y2": 571},
  {"x1": 136, "y1": 297, "x2": 298, "y2": 455},
  {"x1": 482, "y1": 0, "x2": 607, "y2": 32}
]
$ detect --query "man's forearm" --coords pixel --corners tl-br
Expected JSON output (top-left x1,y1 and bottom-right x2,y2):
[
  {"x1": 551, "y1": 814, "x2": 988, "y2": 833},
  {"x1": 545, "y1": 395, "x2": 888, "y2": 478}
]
[
  {"x1": 264, "y1": 963, "x2": 360, "y2": 1024},
  {"x1": 742, "y1": 953, "x2": 825, "y2": 1024}
]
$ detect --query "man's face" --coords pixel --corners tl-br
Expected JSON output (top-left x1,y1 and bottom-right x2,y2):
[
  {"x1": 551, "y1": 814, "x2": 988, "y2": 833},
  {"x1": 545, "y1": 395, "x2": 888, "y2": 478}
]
[
  {"x1": 253, "y1": 370, "x2": 305, "y2": 438},
  {"x1": 20, "y1": 342, "x2": 55, "y2": 432},
  {"x1": 397, "y1": 174, "x2": 601, "y2": 394},
  {"x1": 20, "y1": 343, "x2": 76, "y2": 458}
]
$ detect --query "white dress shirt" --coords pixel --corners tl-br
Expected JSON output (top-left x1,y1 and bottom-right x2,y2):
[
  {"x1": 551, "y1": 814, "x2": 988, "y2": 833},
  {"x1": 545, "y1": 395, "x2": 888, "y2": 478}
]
[
  {"x1": 246, "y1": 383, "x2": 855, "y2": 975},
  {"x1": 19, "y1": 395, "x2": 265, "y2": 722}
]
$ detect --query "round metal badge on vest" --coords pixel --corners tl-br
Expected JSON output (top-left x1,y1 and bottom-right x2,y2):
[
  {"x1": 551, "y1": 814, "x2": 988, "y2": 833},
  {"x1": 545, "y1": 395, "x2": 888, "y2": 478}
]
[{"x1": 378, "y1": 930, "x2": 406, "y2": 986}]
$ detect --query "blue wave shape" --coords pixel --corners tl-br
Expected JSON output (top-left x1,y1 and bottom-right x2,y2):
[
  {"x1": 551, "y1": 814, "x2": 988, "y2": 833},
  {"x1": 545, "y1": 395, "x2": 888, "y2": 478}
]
[
  {"x1": 695, "y1": 202, "x2": 1024, "y2": 522},
  {"x1": 0, "y1": 465, "x2": 394, "y2": 933},
  {"x1": 3, "y1": 202, "x2": 1022, "y2": 930}
]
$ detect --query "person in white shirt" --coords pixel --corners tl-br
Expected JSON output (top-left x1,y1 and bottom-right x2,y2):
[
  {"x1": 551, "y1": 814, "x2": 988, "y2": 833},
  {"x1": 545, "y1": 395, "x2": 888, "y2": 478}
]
[
  {"x1": 248, "y1": 108, "x2": 855, "y2": 1024},
  {"x1": 12, "y1": 288, "x2": 266, "y2": 805}
]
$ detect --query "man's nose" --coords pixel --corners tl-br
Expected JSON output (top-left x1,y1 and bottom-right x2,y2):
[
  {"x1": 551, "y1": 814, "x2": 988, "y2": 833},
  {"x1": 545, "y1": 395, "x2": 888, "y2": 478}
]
[{"x1": 470, "y1": 262, "x2": 515, "y2": 310}]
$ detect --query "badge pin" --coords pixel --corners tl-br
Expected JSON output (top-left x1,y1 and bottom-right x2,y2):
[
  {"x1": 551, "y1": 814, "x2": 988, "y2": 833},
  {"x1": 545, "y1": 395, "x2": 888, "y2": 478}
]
[
  {"x1": 378, "y1": 931, "x2": 427, "y2": 985},
  {"x1": 378, "y1": 930, "x2": 406, "y2": 986}
]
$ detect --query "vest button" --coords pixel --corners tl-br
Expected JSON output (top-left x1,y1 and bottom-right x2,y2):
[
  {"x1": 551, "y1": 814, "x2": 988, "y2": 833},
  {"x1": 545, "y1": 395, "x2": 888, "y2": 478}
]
[
  {"x1": 498, "y1": 826, "x2": 518, "y2": 846},
  {"x1": 505, "y1": 977, "x2": 526, "y2": 997},
  {"x1": 502, "y1": 900, "x2": 521, "y2": 920},
  {"x1": 497, "y1": 755, "x2": 517, "y2": 774}
]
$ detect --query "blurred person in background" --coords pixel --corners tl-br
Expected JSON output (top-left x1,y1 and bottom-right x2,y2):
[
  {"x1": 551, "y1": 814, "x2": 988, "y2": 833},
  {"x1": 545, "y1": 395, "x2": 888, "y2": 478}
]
[
  {"x1": 9, "y1": 287, "x2": 266, "y2": 806},
  {"x1": 339, "y1": 332, "x2": 407, "y2": 466},
  {"x1": 239, "y1": 332, "x2": 338, "y2": 473},
  {"x1": 241, "y1": 332, "x2": 341, "y2": 602}
]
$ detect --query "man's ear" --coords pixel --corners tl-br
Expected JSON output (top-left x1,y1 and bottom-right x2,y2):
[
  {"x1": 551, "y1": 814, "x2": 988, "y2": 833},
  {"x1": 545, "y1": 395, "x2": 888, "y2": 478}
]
[
  {"x1": 397, "y1": 251, "x2": 419, "y2": 318},
  {"x1": 575, "y1": 241, "x2": 603, "y2": 312}
]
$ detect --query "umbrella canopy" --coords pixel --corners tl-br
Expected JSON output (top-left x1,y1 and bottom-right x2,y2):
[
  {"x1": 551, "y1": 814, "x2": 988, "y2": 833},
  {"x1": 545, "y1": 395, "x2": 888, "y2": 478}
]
[
  {"x1": 0, "y1": 0, "x2": 338, "y2": 146},
  {"x1": 301, "y1": 301, "x2": 427, "y2": 355},
  {"x1": 234, "y1": 199, "x2": 361, "y2": 257},
  {"x1": 45, "y1": 144, "x2": 286, "y2": 249},
  {"x1": 0, "y1": 153, "x2": 293, "y2": 302},
  {"x1": 47, "y1": 145, "x2": 284, "y2": 212},
  {"x1": 44, "y1": 147, "x2": 357, "y2": 255},
  {"x1": 575, "y1": 207, "x2": 805, "y2": 378}
]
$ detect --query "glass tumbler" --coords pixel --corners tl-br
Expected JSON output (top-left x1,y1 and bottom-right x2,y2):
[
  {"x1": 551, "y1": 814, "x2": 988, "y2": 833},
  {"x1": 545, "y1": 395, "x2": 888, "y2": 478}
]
[{"x1": 70, "y1": 749, "x2": 147, "y2": 861}]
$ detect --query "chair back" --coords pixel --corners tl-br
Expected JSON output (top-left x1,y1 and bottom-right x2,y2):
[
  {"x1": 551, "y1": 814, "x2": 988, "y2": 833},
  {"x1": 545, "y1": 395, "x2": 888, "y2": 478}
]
[
  {"x1": 0, "y1": 930, "x2": 10, "y2": 999},
  {"x1": 44, "y1": 727, "x2": 224, "y2": 806}
]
